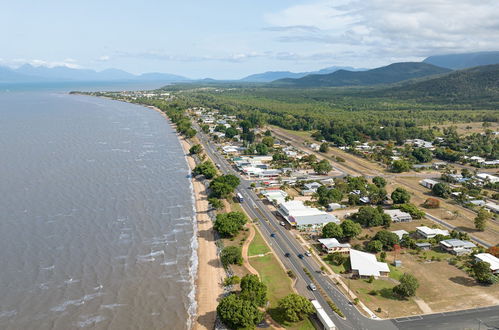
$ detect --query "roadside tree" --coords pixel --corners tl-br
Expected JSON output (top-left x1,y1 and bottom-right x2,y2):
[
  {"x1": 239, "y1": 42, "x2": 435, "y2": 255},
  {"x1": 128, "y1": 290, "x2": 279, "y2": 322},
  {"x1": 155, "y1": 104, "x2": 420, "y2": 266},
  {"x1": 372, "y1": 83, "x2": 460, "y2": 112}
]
[
  {"x1": 278, "y1": 294, "x2": 315, "y2": 323},
  {"x1": 322, "y1": 222, "x2": 343, "y2": 239},
  {"x1": 393, "y1": 273, "x2": 419, "y2": 298}
]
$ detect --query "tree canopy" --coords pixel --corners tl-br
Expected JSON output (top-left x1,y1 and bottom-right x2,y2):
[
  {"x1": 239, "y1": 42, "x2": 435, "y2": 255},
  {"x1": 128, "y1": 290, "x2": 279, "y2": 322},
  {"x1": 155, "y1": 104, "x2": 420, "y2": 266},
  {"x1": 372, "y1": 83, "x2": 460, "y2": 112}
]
[
  {"x1": 391, "y1": 187, "x2": 411, "y2": 204},
  {"x1": 217, "y1": 294, "x2": 263, "y2": 329},
  {"x1": 351, "y1": 206, "x2": 391, "y2": 227},
  {"x1": 278, "y1": 294, "x2": 315, "y2": 323},
  {"x1": 322, "y1": 222, "x2": 343, "y2": 239},
  {"x1": 393, "y1": 273, "x2": 419, "y2": 298},
  {"x1": 214, "y1": 211, "x2": 247, "y2": 237}
]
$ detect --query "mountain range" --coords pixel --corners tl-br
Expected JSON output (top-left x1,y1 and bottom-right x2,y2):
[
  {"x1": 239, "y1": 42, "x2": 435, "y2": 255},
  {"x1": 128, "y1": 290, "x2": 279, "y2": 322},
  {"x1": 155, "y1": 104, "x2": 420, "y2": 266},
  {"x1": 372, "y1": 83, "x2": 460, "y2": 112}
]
[
  {"x1": 0, "y1": 64, "x2": 189, "y2": 84},
  {"x1": 271, "y1": 62, "x2": 451, "y2": 87},
  {"x1": 1, "y1": 51, "x2": 498, "y2": 85}
]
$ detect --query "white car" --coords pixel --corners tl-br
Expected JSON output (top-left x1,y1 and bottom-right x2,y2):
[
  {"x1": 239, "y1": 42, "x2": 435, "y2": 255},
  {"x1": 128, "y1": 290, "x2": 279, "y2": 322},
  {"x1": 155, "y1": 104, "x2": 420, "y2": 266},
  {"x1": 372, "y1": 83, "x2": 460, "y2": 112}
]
[
  {"x1": 309, "y1": 283, "x2": 317, "y2": 291},
  {"x1": 305, "y1": 252, "x2": 311, "y2": 257},
  {"x1": 280, "y1": 221, "x2": 286, "y2": 226}
]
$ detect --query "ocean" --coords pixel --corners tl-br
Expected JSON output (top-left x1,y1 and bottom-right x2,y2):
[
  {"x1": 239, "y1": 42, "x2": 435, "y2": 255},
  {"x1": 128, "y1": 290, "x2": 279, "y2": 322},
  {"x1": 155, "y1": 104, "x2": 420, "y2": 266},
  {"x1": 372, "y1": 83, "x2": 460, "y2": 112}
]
[{"x1": 0, "y1": 90, "x2": 196, "y2": 329}]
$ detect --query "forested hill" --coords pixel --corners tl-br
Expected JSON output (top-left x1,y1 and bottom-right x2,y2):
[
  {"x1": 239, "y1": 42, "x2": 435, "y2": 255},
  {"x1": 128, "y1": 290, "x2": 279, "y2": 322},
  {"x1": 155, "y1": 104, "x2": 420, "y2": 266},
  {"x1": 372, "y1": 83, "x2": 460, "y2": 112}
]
[
  {"x1": 424, "y1": 51, "x2": 499, "y2": 69},
  {"x1": 272, "y1": 62, "x2": 451, "y2": 87},
  {"x1": 380, "y1": 64, "x2": 499, "y2": 104}
]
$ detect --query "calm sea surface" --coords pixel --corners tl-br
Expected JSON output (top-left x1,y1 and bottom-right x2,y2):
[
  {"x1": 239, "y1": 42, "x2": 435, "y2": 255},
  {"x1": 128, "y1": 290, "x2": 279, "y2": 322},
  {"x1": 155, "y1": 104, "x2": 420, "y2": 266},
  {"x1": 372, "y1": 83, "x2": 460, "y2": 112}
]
[{"x1": 0, "y1": 91, "x2": 196, "y2": 329}]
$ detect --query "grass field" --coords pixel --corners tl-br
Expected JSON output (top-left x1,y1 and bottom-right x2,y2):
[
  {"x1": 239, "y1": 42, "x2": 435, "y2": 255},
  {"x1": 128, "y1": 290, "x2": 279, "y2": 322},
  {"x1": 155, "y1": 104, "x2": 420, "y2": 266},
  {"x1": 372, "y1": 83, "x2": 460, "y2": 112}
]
[
  {"x1": 249, "y1": 233, "x2": 315, "y2": 330},
  {"x1": 248, "y1": 228, "x2": 271, "y2": 256}
]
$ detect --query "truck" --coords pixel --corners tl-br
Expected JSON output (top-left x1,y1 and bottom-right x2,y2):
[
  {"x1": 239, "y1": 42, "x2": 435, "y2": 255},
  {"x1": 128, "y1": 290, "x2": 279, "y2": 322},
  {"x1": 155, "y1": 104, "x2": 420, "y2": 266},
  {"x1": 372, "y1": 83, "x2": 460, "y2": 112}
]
[{"x1": 310, "y1": 300, "x2": 337, "y2": 330}]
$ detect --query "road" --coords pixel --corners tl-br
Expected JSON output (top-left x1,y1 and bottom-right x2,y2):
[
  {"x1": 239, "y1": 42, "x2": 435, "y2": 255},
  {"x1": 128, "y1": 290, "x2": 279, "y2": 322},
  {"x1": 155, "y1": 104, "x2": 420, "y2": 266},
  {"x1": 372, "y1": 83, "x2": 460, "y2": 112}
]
[{"x1": 193, "y1": 123, "x2": 499, "y2": 330}]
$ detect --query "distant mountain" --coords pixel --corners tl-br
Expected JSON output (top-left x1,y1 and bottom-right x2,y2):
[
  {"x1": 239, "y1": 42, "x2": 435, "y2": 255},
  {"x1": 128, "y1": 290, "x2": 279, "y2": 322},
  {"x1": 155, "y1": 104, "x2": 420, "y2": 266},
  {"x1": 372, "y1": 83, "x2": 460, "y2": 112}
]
[
  {"x1": 240, "y1": 66, "x2": 364, "y2": 82},
  {"x1": 423, "y1": 51, "x2": 499, "y2": 70},
  {"x1": 0, "y1": 64, "x2": 190, "y2": 83},
  {"x1": 273, "y1": 62, "x2": 451, "y2": 87},
  {"x1": 381, "y1": 64, "x2": 499, "y2": 103}
]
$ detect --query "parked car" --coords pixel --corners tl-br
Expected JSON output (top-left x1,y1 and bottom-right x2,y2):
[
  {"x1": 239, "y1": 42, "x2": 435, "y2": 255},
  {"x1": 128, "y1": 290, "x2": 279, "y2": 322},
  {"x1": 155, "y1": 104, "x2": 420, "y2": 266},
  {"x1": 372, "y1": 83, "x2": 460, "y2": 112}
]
[{"x1": 308, "y1": 283, "x2": 317, "y2": 291}]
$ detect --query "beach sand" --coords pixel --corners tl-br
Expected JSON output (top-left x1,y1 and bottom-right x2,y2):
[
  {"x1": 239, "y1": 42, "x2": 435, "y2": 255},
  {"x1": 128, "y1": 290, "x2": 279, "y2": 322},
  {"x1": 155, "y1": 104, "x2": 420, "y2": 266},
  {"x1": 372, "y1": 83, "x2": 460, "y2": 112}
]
[{"x1": 147, "y1": 106, "x2": 224, "y2": 330}]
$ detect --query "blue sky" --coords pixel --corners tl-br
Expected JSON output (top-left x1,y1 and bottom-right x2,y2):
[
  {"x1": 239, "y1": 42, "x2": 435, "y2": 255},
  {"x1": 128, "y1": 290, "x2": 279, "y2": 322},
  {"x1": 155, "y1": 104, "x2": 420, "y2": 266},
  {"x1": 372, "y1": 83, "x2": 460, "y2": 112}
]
[{"x1": 1, "y1": 0, "x2": 498, "y2": 79}]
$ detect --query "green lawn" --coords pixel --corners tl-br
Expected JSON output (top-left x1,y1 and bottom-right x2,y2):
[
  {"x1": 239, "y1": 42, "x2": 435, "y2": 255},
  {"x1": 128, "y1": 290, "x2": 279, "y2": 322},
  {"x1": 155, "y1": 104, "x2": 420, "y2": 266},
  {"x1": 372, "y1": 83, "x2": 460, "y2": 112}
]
[
  {"x1": 388, "y1": 264, "x2": 404, "y2": 281},
  {"x1": 323, "y1": 257, "x2": 346, "y2": 274},
  {"x1": 249, "y1": 234, "x2": 314, "y2": 330},
  {"x1": 248, "y1": 228, "x2": 271, "y2": 256}
]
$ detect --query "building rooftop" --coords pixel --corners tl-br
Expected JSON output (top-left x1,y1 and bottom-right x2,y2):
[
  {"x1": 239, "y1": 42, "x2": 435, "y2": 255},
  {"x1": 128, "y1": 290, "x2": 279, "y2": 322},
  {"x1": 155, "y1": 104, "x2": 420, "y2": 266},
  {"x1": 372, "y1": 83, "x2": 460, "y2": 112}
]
[
  {"x1": 318, "y1": 238, "x2": 351, "y2": 249},
  {"x1": 475, "y1": 253, "x2": 499, "y2": 271},
  {"x1": 391, "y1": 230, "x2": 409, "y2": 240},
  {"x1": 349, "y1": 249, "x2": 390, "y2": 277},
  {"x1": 416, "y1": 226, "x2": 449, "y2": 237},
  {"x1": 440, "y1": 239, "x2": 476, "y2": 249}
]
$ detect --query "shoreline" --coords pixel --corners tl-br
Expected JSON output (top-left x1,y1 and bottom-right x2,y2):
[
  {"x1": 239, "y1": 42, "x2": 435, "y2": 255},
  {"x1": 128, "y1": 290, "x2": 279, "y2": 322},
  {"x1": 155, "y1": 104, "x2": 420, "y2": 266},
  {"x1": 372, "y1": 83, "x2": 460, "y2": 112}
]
[{"x1": 146, "y1": 105, "x2": 224, "y2": 330}]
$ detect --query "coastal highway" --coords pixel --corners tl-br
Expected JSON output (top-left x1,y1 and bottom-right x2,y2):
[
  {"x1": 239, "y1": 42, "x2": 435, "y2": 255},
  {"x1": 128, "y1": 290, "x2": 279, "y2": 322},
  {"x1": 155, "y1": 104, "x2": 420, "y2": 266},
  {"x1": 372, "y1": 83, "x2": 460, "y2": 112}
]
[{"x1": 193, "y1": 124, "x2": 499, "y2": 330}]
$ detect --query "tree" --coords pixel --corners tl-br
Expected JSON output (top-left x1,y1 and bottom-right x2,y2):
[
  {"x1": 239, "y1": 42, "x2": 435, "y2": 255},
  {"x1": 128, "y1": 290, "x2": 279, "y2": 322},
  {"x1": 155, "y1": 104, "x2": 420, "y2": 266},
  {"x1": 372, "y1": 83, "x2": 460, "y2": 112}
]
[
  {"x1": 322, "y1": 222, "x2": 344, "y2": 238},
  {"x1": 472, "y1": 261, "x2": 493, "y2": 284},
  {"x1": 432, "y1": 183, "x2": 451, "y2": 198},
  {"x1": 240, "y1": 274, "x2": 267, "y2": 307},
  {"x1": 319, "y1": 142, "x2": 329, "y2": 153},
  {"x1": 262, "y1": 136, "x2": 274, "y2": 147},
  {"x1": 189, "y1": 144, "x2": 202, "y2": 155},
  {"x1": 201, "y1": 124, "x2": 209, "y2": 133},
  {"x1": 208, "y1": 197, "x2": 224, "y2": 210},
  {"x1": 351, "y1": 206, "x2": 391, "y2": 227},
  {"x1": 184, "y1": 128, "x2": 197, "y2": 138},
  {"x1": 474, "y1": 208, "x2": 491, "y2": 231},
  {"x1": 209, "y1": 175, "x2": 240, "y2": 198},
  {"x1": 315, "y1": 186, "x2": 343, "y2": 206},
  {"x1": 391, "y1": 187, "x2": 411, "y2": 204},
  {"x1": 391, "y1": 160, "x2": 411, "y2": 173},
  {"x1": 394, "y1": 203, "x2": 425, "y2": 219},
  {"x1": 423, "y1": 198, "x2": 440, "y2": 209},
  {"x1": 255, "y1": 143, "x2": 268, "y2": 155},
  {"x1": 192, "y1": 161, "x2": 217, "y2": 179},
  {"x1": 367, "y1": 184, "x2": 387, "y2": 205},
  {"x1": 372, "y1": 176, "x2": 387, "y2": 188},
  {"x1": 340, "y1": 219, "x2": 362, "y2": 239},
  {"x1": 373, "y1": 230, "x2": 399, "y2": 250},
  {"x1": 225, "y1": 127, "x2": 238, "y2": 139},
  {"x1": 278, "y1": 294, "x2": 315, "y2": 323},
  {"x1": 214, "y1": 212, "x2": 247, "y2": 237},
  {"x1": 367, "y1": 240, "x2": 383, "y2": 252},
  {"x1": 221, "y1": 246, "x2": 243, "y2": 267},
  {"x1": 313, "y1": 159, "x2": 332, "y2": 175},
  {"x1": 326, "y1": 252, "x2": 347, "y2": 266},
  {"x1": 393, "y1": 273, "x2": 419, "y2": 298},
  {"x1": 412, "y1": 148, "x2": 433, "y2": 163},
  {"x1": 217, "y1": 294, "x2": 263, "y2": 329}
]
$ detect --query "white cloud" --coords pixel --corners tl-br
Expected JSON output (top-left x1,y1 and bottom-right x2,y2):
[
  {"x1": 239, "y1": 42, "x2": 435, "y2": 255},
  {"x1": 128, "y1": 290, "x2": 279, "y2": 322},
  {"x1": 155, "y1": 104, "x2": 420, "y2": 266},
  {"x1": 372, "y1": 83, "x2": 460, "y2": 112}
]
[
  {"x1": 97, "y1": 55, "x2": 110, "y2": 61},
  {"x1": 264, "y1": 0, "x2": 499, "y2": 64},
  {"x1": 7, "y1": 58, "x2": 82, "y2": 69}
]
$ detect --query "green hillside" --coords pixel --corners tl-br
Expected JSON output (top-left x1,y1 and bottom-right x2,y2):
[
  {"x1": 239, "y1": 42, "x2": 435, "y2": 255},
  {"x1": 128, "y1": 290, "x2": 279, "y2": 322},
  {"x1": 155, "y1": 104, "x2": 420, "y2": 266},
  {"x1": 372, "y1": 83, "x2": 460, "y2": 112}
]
[{"x1": 273, "y1": 62, "x2": 450, "y2": 87}]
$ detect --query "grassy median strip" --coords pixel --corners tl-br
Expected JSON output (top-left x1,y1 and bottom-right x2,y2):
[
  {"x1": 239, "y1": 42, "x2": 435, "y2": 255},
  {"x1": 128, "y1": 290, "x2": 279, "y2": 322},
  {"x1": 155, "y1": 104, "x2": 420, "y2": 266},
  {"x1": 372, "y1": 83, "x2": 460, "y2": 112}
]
[
  {"x1": 248, "y1": 227, "x2": 271, "y2": 256},
  {"x1": 249, "y1": 230, "x2": 314, "y2": 330}
]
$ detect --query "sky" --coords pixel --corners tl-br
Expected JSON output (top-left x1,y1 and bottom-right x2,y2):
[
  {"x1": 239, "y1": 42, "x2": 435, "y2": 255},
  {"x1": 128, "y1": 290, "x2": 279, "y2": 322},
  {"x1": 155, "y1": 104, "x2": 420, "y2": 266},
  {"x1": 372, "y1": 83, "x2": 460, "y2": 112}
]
[{"x1": 1, "y1": 0, "x2": 498, "y2": 79}]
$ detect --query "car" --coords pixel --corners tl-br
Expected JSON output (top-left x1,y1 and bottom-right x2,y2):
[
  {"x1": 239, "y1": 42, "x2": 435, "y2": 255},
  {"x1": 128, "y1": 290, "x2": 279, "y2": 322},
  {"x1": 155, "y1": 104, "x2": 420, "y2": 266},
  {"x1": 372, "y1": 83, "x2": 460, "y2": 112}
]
[
  {"x1": 305, "y1": 252, "x2": 311, "y2": 257},
  {"x1": 280, "y1": 221, "x2": 286, "y2": 226},
  {"x1": 308, "y1": 283, "x2": 317, "y2": 291},
  {"x1": 270, "y1": 233, "x2": 276, "y2": 238},
  {"x1": 298, "y1": 254, "x2": 304, "y2": 259},
  {"x1": 284, "y1": 253, "x2": 291, "y2": 257}
]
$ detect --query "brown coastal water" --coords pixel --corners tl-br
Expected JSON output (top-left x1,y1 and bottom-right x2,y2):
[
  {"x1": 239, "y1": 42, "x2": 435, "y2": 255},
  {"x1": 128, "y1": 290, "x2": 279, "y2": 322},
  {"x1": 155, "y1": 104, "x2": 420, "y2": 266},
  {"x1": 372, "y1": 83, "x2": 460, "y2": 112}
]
[{"x1": 0, "y1": 92, "x2": 196, "y2": 329}]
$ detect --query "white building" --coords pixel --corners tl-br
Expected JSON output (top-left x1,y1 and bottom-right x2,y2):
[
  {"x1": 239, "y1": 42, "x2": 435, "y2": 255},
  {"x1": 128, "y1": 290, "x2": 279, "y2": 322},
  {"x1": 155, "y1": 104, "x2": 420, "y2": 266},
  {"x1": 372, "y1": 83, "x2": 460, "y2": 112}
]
[
  {"x1": 476, "y1": 173, "x2": 499, "y2": 184},
  {"x1": 349, "y1": 249, "x2": 390, "y2": 278},
  {"x1": 416, "y1": 226, "x2": 449, "y2": 239},
  {"x1": 474, "y1": 253, "x2": 499, "y2": 274},
  {"x1": 318, "y1": 238, "x2": 351, "y2": 254},
  {"x1": 420, "y1": 179, "x2": 439, "y2": 189},
  {"x1": 439, "y1": 239, "x2": 476, "y2": 255},
  {"x1": 277, "y1": 200, "x2": 339, "y2": 229},
  {"x1": 485, "y1": 202, "x2": 499, "y2": 214},
  {"x1": 261, "y1": 189, "x2": 288, "y2": 205},
  {"x1": 391, "y1": 230, "x2": 409, "y2": 240},
  {"x1": 385, "y1": 209, "x2": 413, "y2": 223}
]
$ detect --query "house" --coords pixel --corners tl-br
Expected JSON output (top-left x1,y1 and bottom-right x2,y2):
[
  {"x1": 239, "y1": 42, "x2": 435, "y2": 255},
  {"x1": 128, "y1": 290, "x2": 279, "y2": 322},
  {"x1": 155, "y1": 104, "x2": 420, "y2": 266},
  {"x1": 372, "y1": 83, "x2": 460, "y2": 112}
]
[
  {"x1": 415, "y1": 242, "x2": 432, "y2": 250},
  {"x1": 310, "y1": 143, "x2": 320, "y2": 151},
  {"x1": 406, "y1": 139, "x2": 433, "y2": 149},
  {"x1": 476, "y1": 173, "x2": 499, "y2": 184},
  {"x1": 318, "y1": 238, "x2": 351, "y2": 254},
  {"x1": 485, "y1": 202, "x2": 499, "y2": 214},
  {"x1": 469, "y1": 200, "x2": 486, "y2": 207},
  {"x1": 349, "y1": 249, "x2": 390, "y2": 278},
  {"x1": 261, "y1": 189, "x2": 288, "y2": 205},
  {"x1": 416, "y1": 226, "x2": 449, "y2": 239},
  {"x1": 301, "y1": 182, "x2": 322, "y2": 195},
  {"x1": 277, "y1": 200, "x2": 339, "y2": 229},
  {"x1": 474, "y1": 253, "x2": 499, "y2": 274},
  {"x1": 420, "y1": 179, "x2": 439, "y2": 189},
  {"x1": 385, "y1": 209, "x2": 413, "y2": 223},
  {"x1": 469, "y1": 156, "x2": 486, "y2": 163},
  {"x1": 391, "y1": 230, "x2": 409, "y2": 240},
  {"x1": 439, "y1": 239, "x2": 476, "y2": 255},
  {"x1": 327, "y1": 203, "x2": 345, "y2": 211}
]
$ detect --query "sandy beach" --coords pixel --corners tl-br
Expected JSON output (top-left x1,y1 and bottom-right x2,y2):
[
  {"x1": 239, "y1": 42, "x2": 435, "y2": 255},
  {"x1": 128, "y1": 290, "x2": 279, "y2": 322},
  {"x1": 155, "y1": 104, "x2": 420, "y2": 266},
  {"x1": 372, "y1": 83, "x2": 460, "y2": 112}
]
[{"x1": 147, "y1": 105, "x2": 224, "y2": 330}]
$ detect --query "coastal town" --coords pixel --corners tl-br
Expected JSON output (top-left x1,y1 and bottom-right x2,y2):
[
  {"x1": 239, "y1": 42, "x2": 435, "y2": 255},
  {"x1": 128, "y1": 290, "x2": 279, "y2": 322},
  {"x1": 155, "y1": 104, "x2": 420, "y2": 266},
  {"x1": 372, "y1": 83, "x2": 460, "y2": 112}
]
[{"x1": 82, "y1": 89, "x2": 499, "y2": 330}]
